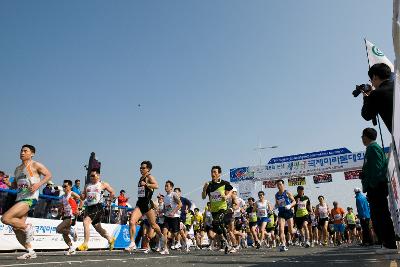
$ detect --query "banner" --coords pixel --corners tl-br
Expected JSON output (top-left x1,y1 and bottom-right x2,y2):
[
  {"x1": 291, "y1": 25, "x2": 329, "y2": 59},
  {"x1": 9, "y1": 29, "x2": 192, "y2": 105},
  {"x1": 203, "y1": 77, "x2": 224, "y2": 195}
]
[
  {"x1": 246, "y1": 148, "x2": 366, "y2": 181},
  {"x1": 0, "y1": 217, "x2": 139, "y2": 251},
  {"x1": 288, "y1": 177, "x2": 306, "y2": 186},
  {"x1": 365, "y1": 39, "x2": 394, "y2": 71},
  {"x1": 238, "y1": 179, "x2": 256, "y2": 200},
  {"x1": 230, "y1": 167, "x2": 254, "y2": 183},
  {"x1": 393, "y1": 0, "x2": 400, "y2": 161},
  {"x1": 263, "y1": 180, "x2": 278, "y2": 188},
  {"x1": 344, "y1": 170, "x2": 362, "y2": 180},
  {"x1": 313, "y1": 173, "x2": 333, "y2": 184}
]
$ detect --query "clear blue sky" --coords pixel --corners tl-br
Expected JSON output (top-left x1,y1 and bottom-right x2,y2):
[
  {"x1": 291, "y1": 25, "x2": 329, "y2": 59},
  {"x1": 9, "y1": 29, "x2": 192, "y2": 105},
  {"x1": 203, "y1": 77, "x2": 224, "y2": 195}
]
[{"x1": 0, "y1": 0, "x2": 394, "y2": 208}]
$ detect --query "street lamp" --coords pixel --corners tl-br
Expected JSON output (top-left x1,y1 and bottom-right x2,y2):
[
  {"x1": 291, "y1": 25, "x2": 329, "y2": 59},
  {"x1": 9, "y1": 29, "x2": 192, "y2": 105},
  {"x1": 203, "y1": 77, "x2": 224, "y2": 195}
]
[{"x1": 254, "y1": 145, "x2": 278, "y2": 166}]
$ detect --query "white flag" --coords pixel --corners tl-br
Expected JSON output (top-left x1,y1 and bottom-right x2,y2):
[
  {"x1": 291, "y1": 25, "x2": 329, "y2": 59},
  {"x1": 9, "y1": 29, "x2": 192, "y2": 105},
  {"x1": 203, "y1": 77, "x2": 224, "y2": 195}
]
[{"x1": 365, "y1": 39, "x2": 394, "y2": 71}]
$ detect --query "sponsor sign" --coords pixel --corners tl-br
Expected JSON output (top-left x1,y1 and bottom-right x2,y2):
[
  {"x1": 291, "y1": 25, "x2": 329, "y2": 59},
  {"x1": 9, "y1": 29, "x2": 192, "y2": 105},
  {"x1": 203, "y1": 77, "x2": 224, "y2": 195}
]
[
  {"x1": 313, "y1": 173, "x2": 333, "y2": 184},
  {"x1": 230, "y1": 167, "x2": 254, "y2": 183},
  {"x1": 0, "y1": 217, "x2": 138, "y2": 251},
  {"x1": 344, "y1": 170, "x2": 362, "y2": 180},
  {"x1": 263, "y1": 180, "x2": 278, "y2": 188},
  {"x1": 288, "y1": 177, "x2": 306, "y2": 186}
]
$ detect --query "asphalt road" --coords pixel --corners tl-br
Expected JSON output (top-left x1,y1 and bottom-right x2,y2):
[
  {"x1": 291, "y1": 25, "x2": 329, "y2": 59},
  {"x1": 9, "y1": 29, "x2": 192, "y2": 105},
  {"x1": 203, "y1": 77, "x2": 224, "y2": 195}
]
[{"x1": 0, "y1": 245, "x2": 399, "y2": 267}]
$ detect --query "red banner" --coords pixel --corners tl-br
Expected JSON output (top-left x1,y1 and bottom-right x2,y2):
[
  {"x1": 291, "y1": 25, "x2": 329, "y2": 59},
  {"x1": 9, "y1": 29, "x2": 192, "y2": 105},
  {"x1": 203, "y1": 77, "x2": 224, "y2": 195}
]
[
  {"x1": 263, "y1": 180, "x2": 278, "y2": 188},
  {"x1": 313, "y1": 173, "x2": 333, "y2": 184},
  {"x1": 344, "y1": 169, "x2": 362, "y2": 180}
]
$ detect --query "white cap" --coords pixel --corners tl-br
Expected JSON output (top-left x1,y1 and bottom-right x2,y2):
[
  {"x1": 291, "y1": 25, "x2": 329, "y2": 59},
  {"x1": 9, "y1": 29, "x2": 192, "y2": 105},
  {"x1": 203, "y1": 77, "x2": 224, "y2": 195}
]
[
  {"x1": 47, "y1": 181, "x2": 54, "y2": 185},
  {"x1": 354, "y1": 188, "x2": 361, "y2": 193},
  {"x1": 232, "y1": 187, "x2": 238, "y2": 192}
]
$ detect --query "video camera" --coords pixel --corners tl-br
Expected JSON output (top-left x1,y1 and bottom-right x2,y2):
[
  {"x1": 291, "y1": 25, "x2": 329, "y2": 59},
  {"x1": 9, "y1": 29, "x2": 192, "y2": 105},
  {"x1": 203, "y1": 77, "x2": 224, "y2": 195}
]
[{"x1": 352, "y1": 84, "x2": 372, "y2": 97}]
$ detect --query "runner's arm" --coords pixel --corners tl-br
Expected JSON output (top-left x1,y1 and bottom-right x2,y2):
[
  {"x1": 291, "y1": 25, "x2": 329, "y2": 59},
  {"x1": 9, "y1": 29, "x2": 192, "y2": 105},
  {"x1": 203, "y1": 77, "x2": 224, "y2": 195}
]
[
  {"x1": 202, "y1": 182, "x2": 209, "y2": 200},
  {"x1": 102, "y1": 182, "x2": 115, "y2": 199},
  {"x1": 31, "y1": 162, "x2": 52, "y2": 193},
  {"x1": 145, "y1": 175, "x2": 158, "y2": 190},
  {"x1": 71, "y1": 191, "x2": 81, "y2": 201},
  {"x1": 287, "y1": 192, "x2": 296, "y2": 208},
  {"x1": 173, "y1": 194, "x2": 182, "y2": 214}
]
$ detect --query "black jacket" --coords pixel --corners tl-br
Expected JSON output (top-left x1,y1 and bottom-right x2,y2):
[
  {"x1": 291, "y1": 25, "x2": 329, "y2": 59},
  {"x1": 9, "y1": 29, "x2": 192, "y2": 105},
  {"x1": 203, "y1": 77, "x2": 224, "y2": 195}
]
[{"x1": 361, "y1": 79, "x2": 394, "y2": 133}]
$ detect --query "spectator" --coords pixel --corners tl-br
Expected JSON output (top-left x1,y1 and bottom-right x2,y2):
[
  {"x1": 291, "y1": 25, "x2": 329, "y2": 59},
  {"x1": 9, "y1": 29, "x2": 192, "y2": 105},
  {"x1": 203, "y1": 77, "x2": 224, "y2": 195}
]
[
  {"x1": 354, "y1": 188, "x2": 372, "y2": 246},
  {"x1": 361, "y1": 63, "x2": 393, "y2": 133},
  {"x1": 72, "y1": 179, "x2": 81, "y2": 196},
  {"x1": 43, "y1": 181, "x2": 54, "y2": 196},
  {"x1": 360, "y1": 127, "x2": 397, "y2": 251},
  {"x1": 118, "y1": 190, "x2": 129, "y2": 207},
  {"x1": 0, "y1": 171, "x2": 9, "y2": 189}
]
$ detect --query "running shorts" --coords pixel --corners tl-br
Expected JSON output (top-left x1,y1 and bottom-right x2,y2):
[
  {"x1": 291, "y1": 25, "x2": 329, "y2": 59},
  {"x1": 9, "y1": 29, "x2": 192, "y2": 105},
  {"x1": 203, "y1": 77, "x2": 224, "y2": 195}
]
[
  {"x1": 17, "y1": 199, "x2": 37, "y2": 210},
  {"x1": 278, "y1": 209, "x2": 294, "y2": 220},
  {"x1": 295, "y1": 215, "x2": 310, "y2": 229},
  {"x1": 136, "y1": 200, "x2": 152, "y2": 214},
  {"x1": 333, "y1": 223, "x2": 345, "y2": 233},
  {"x1": 85, "y1": 203, "x2": 104, "y2": 225},
  {"x1": 164, "y1": 217, "x2": 180, "y2": 233}
]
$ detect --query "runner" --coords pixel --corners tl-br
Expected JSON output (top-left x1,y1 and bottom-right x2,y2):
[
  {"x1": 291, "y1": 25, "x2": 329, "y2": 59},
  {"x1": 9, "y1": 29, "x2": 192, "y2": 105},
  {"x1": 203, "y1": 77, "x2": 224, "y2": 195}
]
[
  {"x1": 193, "y1": 208, "x2": 204, "y2": 249},
  {"x1": 203, "y1": 202, "x2": 216, "y2": 250},
  {"x1": 125, "y1": 161, "x2": 163, "y2": 252},
  {"x1": 226, "y1": 188, "x2": 239, "y2": 252},
  {"x1": 161, "y1": 180, "x2": 189, "y2": 254},
  {"x1": 256, "y1": 191, "x2": 272, "y2": 247},
  {"x1": 265, "y1": 211, "x2": 277, "y2": 248},
  {"x1": 56, "y1": 179, "x2": 81, "y2": 255},
  {"x1": 246, "y1": 197, "x2": 261, "y2": 248},
  {"x1": 309, "y1": 206, "x2": 319, "y2": 247},
  {"x1": 275, "y1": 179, "x2": 295, "y2": 252},
  {"x1": 331, "y1": 201, "x2": 346, "y2": 246},
  {"x1": 1, "y1": 144, "x2": 52, "y2": 260},
  {"x1": 201, "y1": 165, "x2": 233, "y2": 254},
  {"x1": 293, "y1": 186, "x2": 312, "y2": 248},
  {"x1": 77, "y1": 169, "x2": 116, "y2": 251},
  {"x1": 155, "y1": 194, "x2": 165, "y2": 252},
  {"x1": 345, "y1": 207, "x2": 357, "y2": 244},
  {"x1": 315, "y1": 195, "x2": 330, "y2": 246}
]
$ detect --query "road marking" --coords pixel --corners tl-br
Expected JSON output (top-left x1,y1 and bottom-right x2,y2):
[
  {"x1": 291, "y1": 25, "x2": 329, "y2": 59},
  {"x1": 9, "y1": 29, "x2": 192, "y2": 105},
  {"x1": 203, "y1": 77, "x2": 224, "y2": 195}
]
[{"x1": 0, "y1": 256, "x2": 179, "y2": 267}]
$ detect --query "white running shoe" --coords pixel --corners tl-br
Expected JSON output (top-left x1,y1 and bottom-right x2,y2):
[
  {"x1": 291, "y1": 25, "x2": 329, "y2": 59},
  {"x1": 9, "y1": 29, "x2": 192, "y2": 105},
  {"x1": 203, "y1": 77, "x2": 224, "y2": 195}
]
[
  {"x1": 171, "y1": 245, "x2": 176, "y2": 250},
  {"x1": 175, "y1": 243, "x2": 182, "y2": 250},
  {"x1": 160, "y1": 249, "x2": 170, "y2": 255},
  {"x1": 279, "y1": 245, "x2": 288, "y2": 252},
  {"x1": 17, "y1": 251, "x2": 37, "y2": 260},
  {"x1": 25, "y1": 224, "x2": 35, "y2": 243},
  {"x1": 65, "y1": 246, "x2": 76, "y2": 255},
  {"x1": 228, "y1": 247, "x2": 237, "y2": 253},
  {"x1": 143, "y1": 248, "x2": 151, "y2": 254},
  {"x1": 124, "y1": 243, "x2": 137, "y2": 253}
]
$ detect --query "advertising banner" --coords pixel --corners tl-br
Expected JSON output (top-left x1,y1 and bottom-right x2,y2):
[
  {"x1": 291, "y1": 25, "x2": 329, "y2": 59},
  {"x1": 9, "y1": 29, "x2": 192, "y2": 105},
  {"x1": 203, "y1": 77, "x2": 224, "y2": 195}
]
[
  {"x1": 313, "y1": 173, "x2": 333, "y2": 184},
  {"x1": 263, "y1": 180, "x2": 278, "y2": 188},
  {"x1": 288, "y1": 177, "x2": 306, "y2": 186},
  {"x1": 344, "y1": 170, "x2": 362, "y2": 180},
  {"x1": 0, "y1": 217, "x2": 138, "y2": 251},
  {"x1": 238, "y1": 179, "x2": 256, "y2": 200},
  {"x1": 230, "y1": 167, "x2": 254, "y2": 183}
]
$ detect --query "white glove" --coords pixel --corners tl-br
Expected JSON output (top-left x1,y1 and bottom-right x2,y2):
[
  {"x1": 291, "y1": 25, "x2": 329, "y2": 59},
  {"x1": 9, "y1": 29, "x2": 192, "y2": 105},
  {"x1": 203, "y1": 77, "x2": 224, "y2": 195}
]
[{"x1": 285, "y1": 204, "x2": 292, "y2": 210}]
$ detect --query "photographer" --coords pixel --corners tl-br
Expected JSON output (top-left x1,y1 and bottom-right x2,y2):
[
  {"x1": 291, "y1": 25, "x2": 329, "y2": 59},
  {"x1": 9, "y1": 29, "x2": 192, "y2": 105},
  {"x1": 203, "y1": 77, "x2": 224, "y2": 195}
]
[{"x1": 361, "y1": 63, "x2": 393, "y2": 133}]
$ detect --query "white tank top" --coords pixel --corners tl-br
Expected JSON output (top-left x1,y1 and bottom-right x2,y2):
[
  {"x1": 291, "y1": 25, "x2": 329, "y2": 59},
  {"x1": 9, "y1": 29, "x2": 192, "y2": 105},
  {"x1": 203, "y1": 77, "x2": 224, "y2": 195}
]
[
  {"x1": 164, "y1": 192, "x2": 180, "y2": 218},
  {"x1": 318, "y1": 203, "x2": 328, "y2": 218},
  {"x1": 157, "y1": 202, "x2": 165, "y2": 224},
  {"x1": 85, "y1": 181, "x2": 103, "y2": 206},
  {"x1": 15, "y1": 161, "x2": 41, "y2": 201},
  {"x1": 62, "y1": 192, "x2": 73, "y2": 217},
  {"x1": 257, "y1": 200, "x2": 269, "y2": 218}
]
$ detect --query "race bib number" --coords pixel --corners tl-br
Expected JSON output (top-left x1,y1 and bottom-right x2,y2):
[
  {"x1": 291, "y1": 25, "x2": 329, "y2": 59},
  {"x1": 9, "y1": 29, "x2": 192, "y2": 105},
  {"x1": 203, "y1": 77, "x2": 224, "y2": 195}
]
[
  {"x1": 87, "y1": 192, "x2": 97, "y2": 203},
  {"x1": 17, "y1": 178, "x2": 29, "y2": 191},
  {"x1": 138, "y1": 186, "x2": 145, "y2": 198},
  {"x1": 298, "y1": 202, "x2": 306, "y2": 209},
  {"x1": 258, "y1": 209, "x2": 267, "y2": 217},
  {"x1": 277, "y1": 198, "x2": 285, "y2": 207},
  {"x1": 165, "y1": 204, "x2": 173, "y2": 216},
  {"x1": 210, "y1": 191, "x2": 222, "y2": 202},
  {"x1": 334, "y1": 214, "x2": 342, "y2": 220}
]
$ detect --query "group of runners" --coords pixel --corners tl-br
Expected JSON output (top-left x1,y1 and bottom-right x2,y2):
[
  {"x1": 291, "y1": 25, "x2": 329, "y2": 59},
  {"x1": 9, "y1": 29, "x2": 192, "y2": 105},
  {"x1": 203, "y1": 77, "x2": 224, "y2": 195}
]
[{"x1": 1, "y1": 145, "x2": 369, "y2": 259}]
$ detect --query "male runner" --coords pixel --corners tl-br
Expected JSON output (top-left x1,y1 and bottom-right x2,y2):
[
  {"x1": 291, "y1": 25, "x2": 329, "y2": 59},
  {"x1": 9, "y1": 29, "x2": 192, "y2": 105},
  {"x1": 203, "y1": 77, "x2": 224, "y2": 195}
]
[
  {"x1": 77, "y1": 169, "x2": 116, "y2": 251},
  {"x1": 275, "y1": 179, "x2": 295, "y2": 252},
  {"x1": 256, "y1": 191, "x2": 272, "y2": 247},
  {"x1": 331, "y1": 201, "x2": 346, "y2": 246},
  {"x1": 246, "y1": 197, "x2": 261, "y2": 248},
  {"x1": 56, "y1": 180, "x2": 81, "y2": 255},
  {"x1": 125, "y1": 161, "x2": 163, "y2": 252},
  {"x1": 1, "y1": 144, "x2": 52, "y2": 260},
  {"x1": 293, "y1": 186, "x2": 312, "y2": 247},
  {"x1": 202, "y1": 165, "x2": 233, "y2": 254},
  {"x1": 345, "y1": 207, "x2": 357, "y2": 244}
]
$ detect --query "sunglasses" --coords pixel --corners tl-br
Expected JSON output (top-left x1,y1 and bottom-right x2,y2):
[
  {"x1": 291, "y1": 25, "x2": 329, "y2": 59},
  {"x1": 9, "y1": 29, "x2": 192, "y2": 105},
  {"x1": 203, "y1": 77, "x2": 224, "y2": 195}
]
[
  {"x1": 140, "y1": 167, "x2": 146, "y2": 170},
  {"x1": 62, "y1": 185, "x2": 68, "y2": 188}
]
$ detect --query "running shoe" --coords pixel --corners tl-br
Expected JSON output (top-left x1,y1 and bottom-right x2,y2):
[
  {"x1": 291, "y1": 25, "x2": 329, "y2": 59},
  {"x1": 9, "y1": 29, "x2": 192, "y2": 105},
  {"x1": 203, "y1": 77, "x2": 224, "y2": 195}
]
[
  {"x1": 143, "y1": 248, "x2": 151, "y2": 254},
  {"x1": 305, "y1": 241, "x2": 311, "y2": 248},
  {"x1": 109, "y1": 237, "x2": 116, "y2": 251},
  {"x1": 17, "y1": 251, "x2": 37, "y2": 260},
  {"x1": 65, "y1": 246, "x2": 76, "y2": 255},
  {"x1": 160, "y1": 249, "x2": 170, "y2": 255},
  {"x1": 70, "y1": 227, "x2": 78, "y2": 242},
  {"x1": 124, "y1": 243, "x2": 137, "y2": 253},
  {"x1": 256, "y1": 242, "x2": 261, "y2": 249},
  {"x1": 77, "y1": 243, "x2": 88, "y2": 251},
  {"x1": 229, "y1": 247, "x2": 237, "y2": 253},
  {"x1": 175, "y1": 243, "x2": 182, "y2": 250},
  {"x1": 279, "y1": 245, "x2": 288, "y2": 252},
  {"x1": 25, "y1": 224, "x2": 35, "y2": 243}
]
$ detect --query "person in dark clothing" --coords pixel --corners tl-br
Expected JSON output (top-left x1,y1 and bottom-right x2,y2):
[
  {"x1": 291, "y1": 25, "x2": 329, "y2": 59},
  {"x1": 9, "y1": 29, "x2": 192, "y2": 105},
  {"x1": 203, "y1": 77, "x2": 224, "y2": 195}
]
[
  {"x1": 361, "y1": 63, "x2": 393, "y2": 133},
  {"x1": 174, "y1": 187, "x2": 192, "y2": 223},
  {"x1": 360, "y1": 127, "x2": 397, "y2": 251}
]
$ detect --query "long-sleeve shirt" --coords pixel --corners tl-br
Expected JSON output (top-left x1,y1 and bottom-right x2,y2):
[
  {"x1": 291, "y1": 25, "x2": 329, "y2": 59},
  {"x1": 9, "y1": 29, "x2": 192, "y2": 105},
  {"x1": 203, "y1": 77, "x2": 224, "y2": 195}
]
[
  {"x1": 355, "y1": 192, "x2": 370, "y2": 219},
  {"x1": 361, "y1": 142, "x2": 388, "y2": 193}
]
